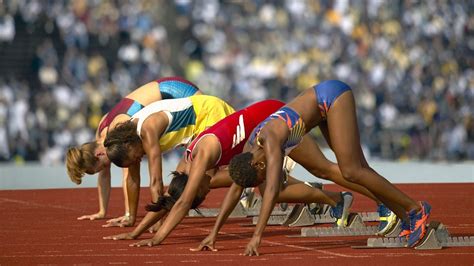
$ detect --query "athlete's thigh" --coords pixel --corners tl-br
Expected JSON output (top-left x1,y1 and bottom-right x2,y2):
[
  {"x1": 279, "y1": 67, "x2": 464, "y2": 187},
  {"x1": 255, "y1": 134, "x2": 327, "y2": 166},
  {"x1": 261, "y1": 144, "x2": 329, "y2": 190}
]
[
  {"x1": 326, "y1": 91, "x2": 363, "y2": 167},
  {"x1": 288, "y1": 134, "x2": 333, "y2": 172}
]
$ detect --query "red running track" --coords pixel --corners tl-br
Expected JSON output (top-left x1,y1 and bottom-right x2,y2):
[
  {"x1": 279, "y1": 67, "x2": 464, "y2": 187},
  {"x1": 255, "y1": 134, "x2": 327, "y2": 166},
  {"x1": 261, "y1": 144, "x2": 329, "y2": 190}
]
[{"x1": 0, "y1": 183, "x2": 473, "y2": 265}]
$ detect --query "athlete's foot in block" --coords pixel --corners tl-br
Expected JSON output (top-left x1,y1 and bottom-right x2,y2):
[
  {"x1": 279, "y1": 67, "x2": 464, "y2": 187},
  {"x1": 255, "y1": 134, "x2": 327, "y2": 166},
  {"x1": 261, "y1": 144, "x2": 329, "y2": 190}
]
[
  {"x1": 407, "y1": 201, "x2": 432, "y2": 247},
  {"x1": 398, "y1": 218, "x2": 410, "y2": 240},
  {"x1": 330, "y1": 192, "x2": 353, "y2": 228},
  {"x1": 376, "y1": 204, "x2": 398, "y2": 236}
]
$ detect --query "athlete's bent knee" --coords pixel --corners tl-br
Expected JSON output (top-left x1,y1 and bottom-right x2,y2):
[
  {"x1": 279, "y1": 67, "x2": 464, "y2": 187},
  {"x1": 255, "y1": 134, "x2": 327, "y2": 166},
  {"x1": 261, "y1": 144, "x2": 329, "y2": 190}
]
[{"x1": 339, "y1": 165, "x2": 364, "y2": 183}]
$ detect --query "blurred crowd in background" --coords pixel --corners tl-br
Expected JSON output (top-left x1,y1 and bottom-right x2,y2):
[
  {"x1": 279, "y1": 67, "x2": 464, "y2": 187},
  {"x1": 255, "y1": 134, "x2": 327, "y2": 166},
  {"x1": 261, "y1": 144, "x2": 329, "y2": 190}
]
[{"x1": 0, "y1": 0, "x2": 472, "y2": 165}]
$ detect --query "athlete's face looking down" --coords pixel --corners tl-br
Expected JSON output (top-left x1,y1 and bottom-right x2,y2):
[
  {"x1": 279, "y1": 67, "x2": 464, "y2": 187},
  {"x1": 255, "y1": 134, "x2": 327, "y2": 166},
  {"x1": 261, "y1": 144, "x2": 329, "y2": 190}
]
[
  {"x1": 120, "y1": 143, "x2": 145, "y2": 167},
  {"x1": 250, "y1": 147, "x2": 266, "y2": 186}
]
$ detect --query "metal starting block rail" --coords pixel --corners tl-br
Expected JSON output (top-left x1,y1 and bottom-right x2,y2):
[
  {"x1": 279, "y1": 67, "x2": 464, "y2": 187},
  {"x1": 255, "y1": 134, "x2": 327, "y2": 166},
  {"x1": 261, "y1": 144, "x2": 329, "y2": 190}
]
[
  {"x1": 352, "y1": 221, "x2": 474, "y2": 250},
  {"x1": 286, "y1": 213, "x2": 379, "y2": 237},
  {"x1": 188, "y1": 202, "x2": 294, "y2": 218},
  {"x1": 252, "y1": 203, "x2": 380, "y2": 227},
  {"x1": 188, "y1": 202, "x2": 247, "y2": 218},
  {"x1": 289, "y1": 214, "x2": 406, "y2": 238}
]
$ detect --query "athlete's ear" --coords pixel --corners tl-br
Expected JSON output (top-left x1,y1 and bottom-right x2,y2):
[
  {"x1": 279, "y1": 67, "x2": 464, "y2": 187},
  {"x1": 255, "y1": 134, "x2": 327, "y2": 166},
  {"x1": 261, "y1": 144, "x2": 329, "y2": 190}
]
[
  {"x1": 94, "y1": 150, "x2": 106, "y2": 157},
  {"x1": 94, "y1": 144, "x2": 106, "y2": 157}
]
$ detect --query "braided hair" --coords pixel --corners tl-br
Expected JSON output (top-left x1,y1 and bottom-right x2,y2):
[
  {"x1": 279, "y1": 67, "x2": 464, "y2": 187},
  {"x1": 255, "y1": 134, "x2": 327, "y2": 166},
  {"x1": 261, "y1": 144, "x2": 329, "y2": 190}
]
[{"x1": 145, "y1": 171, "x2": 207, "y2": 212}]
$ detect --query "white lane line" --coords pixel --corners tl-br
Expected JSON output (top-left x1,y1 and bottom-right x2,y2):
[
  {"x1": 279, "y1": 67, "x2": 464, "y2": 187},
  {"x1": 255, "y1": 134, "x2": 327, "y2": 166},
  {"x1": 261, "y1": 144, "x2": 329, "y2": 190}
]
[
  {"x1": 183, "y1": 224, "x2": 365, "y2": 258},
  {"x1": 2, "y1": 252, "x2": 473, "y2": 259},
  {"x1": 0, "y1": 198, "x2": 77, "y2": 211}
]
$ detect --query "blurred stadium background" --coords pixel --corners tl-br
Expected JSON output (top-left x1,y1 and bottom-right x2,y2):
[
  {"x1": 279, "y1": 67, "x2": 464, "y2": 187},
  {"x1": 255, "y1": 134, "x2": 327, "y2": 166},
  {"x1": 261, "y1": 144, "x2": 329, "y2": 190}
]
[{"x1": 0, "y1": 0, "x2": 472, "y2": 176}]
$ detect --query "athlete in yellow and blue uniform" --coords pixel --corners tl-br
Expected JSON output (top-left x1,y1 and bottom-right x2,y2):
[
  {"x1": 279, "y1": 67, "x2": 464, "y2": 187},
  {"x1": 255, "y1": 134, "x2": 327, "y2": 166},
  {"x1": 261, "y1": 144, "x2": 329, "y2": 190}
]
[
  {"x1": 104, "y1": 95, "x2": 234, "y2": 209},
  {"x1": 133, "y1": 95, "x2": 235, "y2": 152}
]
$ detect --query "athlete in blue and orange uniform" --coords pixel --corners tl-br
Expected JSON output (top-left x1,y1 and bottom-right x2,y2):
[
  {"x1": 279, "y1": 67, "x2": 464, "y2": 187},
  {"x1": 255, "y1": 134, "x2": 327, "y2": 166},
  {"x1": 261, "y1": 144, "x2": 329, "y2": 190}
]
[
  {"x1": 66, "y1": 77, "x2": 202, "y2": 227},
  {"x1": 223, "y1": 80, "x2": 431, "y2": 255}
]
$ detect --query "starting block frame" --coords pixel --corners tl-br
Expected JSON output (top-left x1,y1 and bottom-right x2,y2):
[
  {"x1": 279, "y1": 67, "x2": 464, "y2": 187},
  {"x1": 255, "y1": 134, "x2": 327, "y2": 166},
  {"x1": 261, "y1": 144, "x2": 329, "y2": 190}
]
[
  {"x1": 252, "y1": 203, "x2": 380, "y2": 227},
  {"x1": 188, "y1": 199, "x2": 295, "y2": 218},
  {"x1": 287, "y1": 213, "x2": 379, "y2": 237},
  {"x1": 352, "y1": 221, "x2": 474, "y2": 250}
]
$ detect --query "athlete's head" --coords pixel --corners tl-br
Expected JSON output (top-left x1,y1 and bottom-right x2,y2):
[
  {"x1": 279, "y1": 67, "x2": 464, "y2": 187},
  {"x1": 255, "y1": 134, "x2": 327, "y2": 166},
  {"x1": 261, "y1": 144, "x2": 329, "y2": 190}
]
[
  {"x1": 103, "y1": 121, "x2": 144, "y2": 167},
  {"x1": 145, "y1": 171, "x2": 210, "y2": 212},
  {"x1": 66, "y1": 141, "x2": 109, "y2": 184},
  {"x1": 229, "y1": 151, "x2": 266, "y2": 188}
]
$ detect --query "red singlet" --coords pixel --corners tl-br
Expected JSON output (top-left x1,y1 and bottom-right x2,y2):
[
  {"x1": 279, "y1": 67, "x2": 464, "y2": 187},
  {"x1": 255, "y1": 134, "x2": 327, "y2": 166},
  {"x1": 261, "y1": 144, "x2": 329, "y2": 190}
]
[{"x1": 186, "y1": 99, "x2": 285, "y2": 167}]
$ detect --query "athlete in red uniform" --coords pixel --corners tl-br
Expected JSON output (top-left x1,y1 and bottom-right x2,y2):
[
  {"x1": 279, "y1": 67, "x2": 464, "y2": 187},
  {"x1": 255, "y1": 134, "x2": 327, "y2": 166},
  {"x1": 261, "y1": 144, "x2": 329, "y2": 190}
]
[{"x1": 102, "y1": 100, "x2": 284, "y2": 241}]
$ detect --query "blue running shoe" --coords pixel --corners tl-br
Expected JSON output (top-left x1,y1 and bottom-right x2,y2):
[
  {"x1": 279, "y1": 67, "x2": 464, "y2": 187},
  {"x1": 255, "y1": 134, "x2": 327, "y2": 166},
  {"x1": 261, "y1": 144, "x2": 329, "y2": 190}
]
[
  {"x1": 376, "y1": 204, "x2": 397, "y2": 236},
  {"x1": 330, "y1": 192, "x2": 353, "y2": 227},
  {"x1": 407, "y1": 201, "x2": 432, "y2": 247},
  {"x1": 398, "y1": 218, "x2": 410, "y2": 240}
]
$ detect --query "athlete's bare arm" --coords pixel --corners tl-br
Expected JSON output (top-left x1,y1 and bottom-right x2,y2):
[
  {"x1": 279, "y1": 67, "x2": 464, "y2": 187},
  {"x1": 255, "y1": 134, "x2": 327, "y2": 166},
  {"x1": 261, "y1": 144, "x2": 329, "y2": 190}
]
[
  {"x1": 245, "y1": 122, "x2": 287, "y2": 256},
  {"x1": 141, "y1": 113, "x2": 168, "y2": 201},
  {"x1": 190, "y1": 182, "x2": 244, "y2": 252},
  {"x1": 77, "y1": 115, "x2": 111, "y2": 221},
  {"x1": 130, "y1": 136, "x2": 221, "y2": 247},
  {"x1": 103, "y1": 209, "x2": 168, "y2": 241}
]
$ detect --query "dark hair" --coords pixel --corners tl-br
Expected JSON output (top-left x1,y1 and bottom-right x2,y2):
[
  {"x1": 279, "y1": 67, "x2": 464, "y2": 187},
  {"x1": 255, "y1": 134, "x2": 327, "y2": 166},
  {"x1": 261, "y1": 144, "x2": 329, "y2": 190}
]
[
  {"x1": 229, "y1": 152, "x2": 259, "y2": 188},
  {"x1": 103, "y1": 121, "x2": 141, "y2": 167},
  {"x1": 145, "y1": 171, "x2": 206, "y2": 212}
]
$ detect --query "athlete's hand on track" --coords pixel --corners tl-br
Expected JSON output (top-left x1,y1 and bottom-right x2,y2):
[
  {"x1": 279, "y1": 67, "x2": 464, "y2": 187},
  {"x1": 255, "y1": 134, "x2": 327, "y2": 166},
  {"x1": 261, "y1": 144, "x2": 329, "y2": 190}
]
[
  {"x1": 106, "y1": 215, "x2": 125, "y2": 224},
  {"x1": 102, "y1": 215, "x2": 134, "y2": 227},
  {"x1": 103, "y1": 232, "x2": 136, "y2": 240},
  {"x1": 130, "y1": 238, "x2": 160, "y2": 247},
  {"x1": 189, "y1": 235, "x2": 218, "y2": 252},
  {"x1": 77, "y1": 212, "x2": 105, "y2": 220},
  {"x1": 242, "y1": 236, "x2": 261, "y2": 256}
]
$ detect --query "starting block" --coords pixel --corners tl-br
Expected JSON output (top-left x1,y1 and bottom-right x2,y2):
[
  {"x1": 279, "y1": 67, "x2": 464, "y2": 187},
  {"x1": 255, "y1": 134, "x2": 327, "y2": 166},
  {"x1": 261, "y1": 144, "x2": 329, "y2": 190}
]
[
  {"x1": 188, "y1": 201, "x2": 248, "y2": 218},
  {"x1": 188, "y1": 199, "x2": 294, "y2": 218},
  {"x1": 253, "y1": 203, "x2": 380, "y2": 227},
  {"x1": 292, "y1": 213, "x2": 379, "y2": 237},
  {"x1": 352, "y1": 221, "x2": 474, "y2": 250}
]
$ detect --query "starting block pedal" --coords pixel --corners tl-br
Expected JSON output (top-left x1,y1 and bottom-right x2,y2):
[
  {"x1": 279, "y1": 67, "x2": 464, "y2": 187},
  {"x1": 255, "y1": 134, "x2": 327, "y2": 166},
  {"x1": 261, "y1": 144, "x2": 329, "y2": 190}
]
[
  {"x1": 352, "y1": 221, "x2": 474, "y2": 250},
  {"x1": 252, "y1": 204, "x2": 324, "y2": 226},
  {"x1": 379, "y1": 217, "x2": 402, "y2": 237},
  {"x1": 253, "y1": 202, "x2": 380, "y2": 227},
  {"x1": 188, "y1": 201, "x2": 247, "y2": 218},
  {"x1": 296, "y1": 213, "x2": 378, "y2": 237},
  {"x1": 188, "y1": 199, "x2": 293, "y2": 218}
]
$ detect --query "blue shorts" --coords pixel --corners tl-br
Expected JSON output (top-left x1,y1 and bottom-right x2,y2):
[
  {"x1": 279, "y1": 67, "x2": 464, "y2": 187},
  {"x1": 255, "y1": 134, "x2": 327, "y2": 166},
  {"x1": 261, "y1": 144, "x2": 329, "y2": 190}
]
[
  {"x1": 313, "y1": 80, "x2": 351, "y2": 119},
  {"x1": 157, "y1": 77, "x2": 200, "y2": 99}
]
